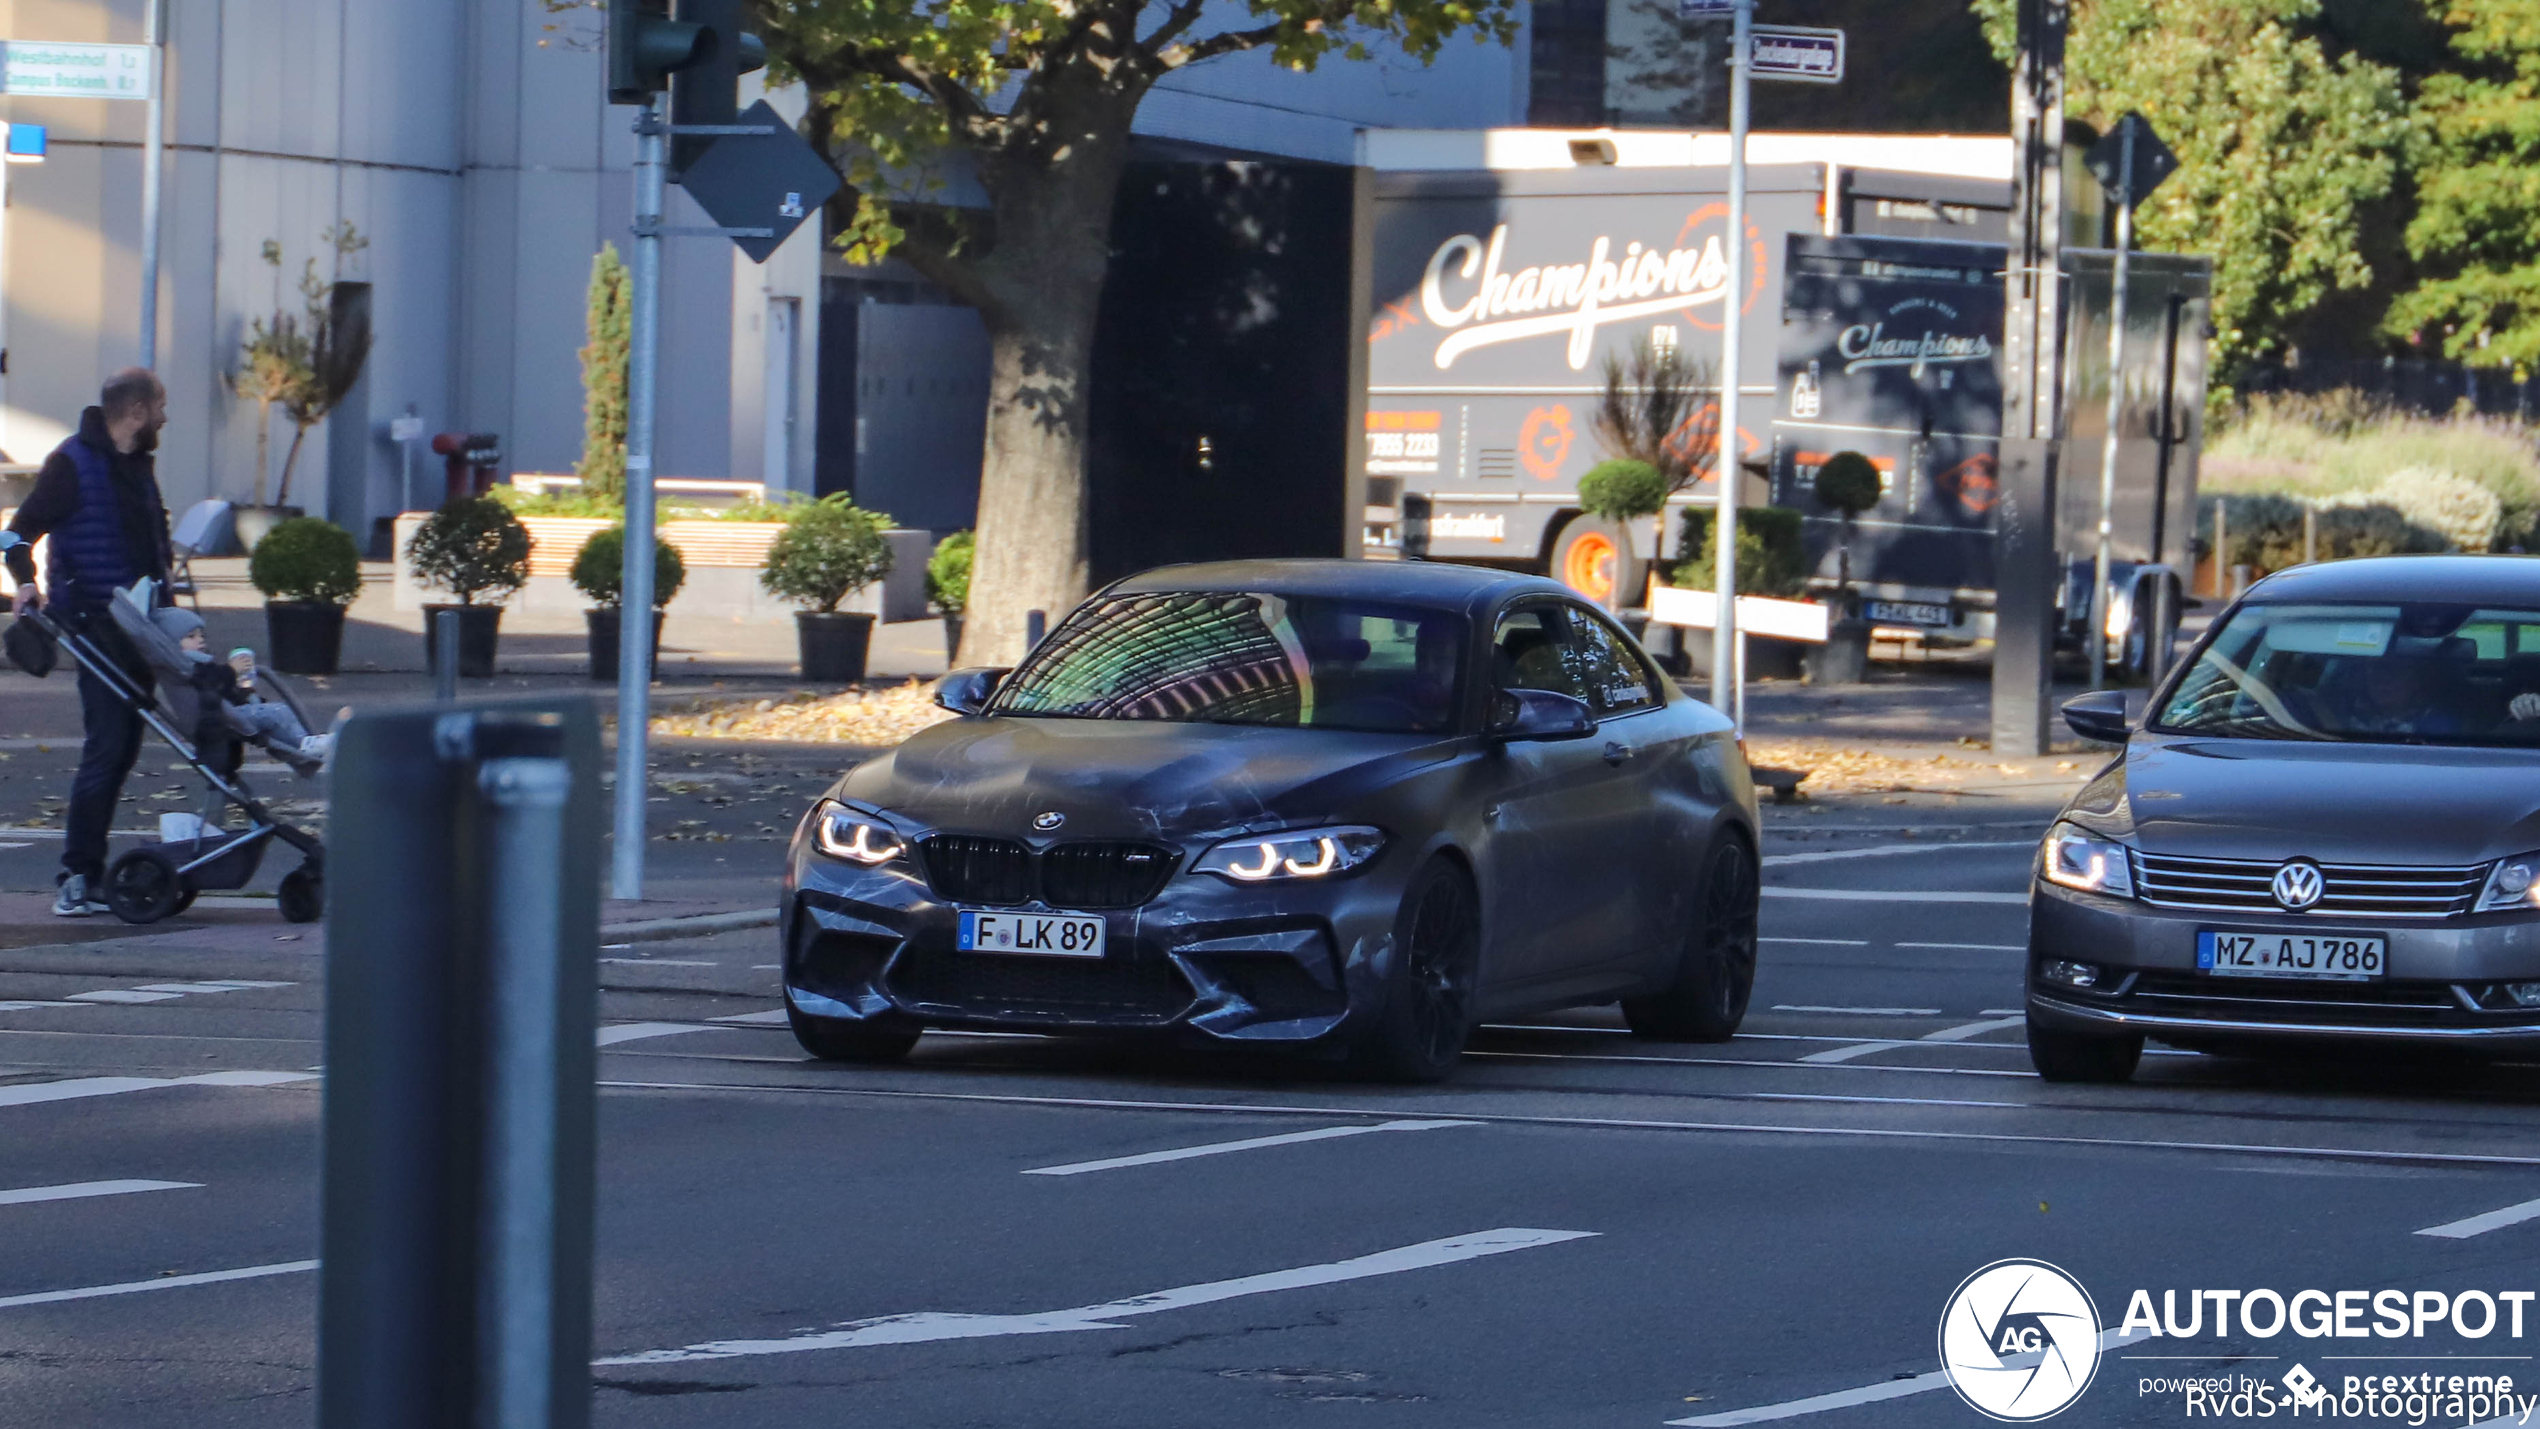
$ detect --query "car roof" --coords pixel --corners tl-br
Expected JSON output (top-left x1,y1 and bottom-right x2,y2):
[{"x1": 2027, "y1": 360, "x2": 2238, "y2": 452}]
[
  {"x1": 2246, "y1": 555, "x2": 2540, "y2": 607},
  {"x1": 1104, "y1": 558, "x2": 1572, "y2": 612}
]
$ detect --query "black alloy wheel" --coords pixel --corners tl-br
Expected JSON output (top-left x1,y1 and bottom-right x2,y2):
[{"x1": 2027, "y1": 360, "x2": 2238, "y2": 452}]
[
  {"x1": 785, "y1": 990, "x2": 922, "y2": 1064},
  {"x1": 2027, "y1": 1020, "x2": 2143, "y2": 1083},
  {"x1": 105, "y1": 850, "x2": 186, "y2": 926},
  {"x1": 1357, "y1": 858, "x2": 1482, "y2": 1082},
  {"x1": 1623, "y1": 835, "x2": 1759, "y2": 1042}
]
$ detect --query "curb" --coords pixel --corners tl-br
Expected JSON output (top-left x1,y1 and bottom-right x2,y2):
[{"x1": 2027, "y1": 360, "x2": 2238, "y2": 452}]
[{"x1": 598, "y1": 908, "x2": 778, "y2": 944}]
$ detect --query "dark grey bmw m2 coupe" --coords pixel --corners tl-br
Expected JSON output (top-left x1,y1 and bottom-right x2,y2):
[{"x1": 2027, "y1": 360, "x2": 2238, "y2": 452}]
[
  {"x1": 780, "y1": 558, "x2": 1760, "y2": 1080},
  {"x1": 2030, "y1": 556, "x2": 2540, "y2": 1081}
]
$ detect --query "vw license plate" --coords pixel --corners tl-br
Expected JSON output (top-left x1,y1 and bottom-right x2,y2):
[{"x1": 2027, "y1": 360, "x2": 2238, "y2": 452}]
[
  {"x1": 959, "y1": 910, "x2": 1106, "y2": 958},
  {"x1": 2198, "y1": 930, "x2": 2385, "y2": 981},
  {"x1": 1866, "y1": 600, "x2": 1952, "y2": 628}
]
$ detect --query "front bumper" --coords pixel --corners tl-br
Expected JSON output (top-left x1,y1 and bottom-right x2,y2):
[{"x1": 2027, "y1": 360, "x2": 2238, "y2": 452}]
[
  {"x1": 780, "y1": 836, "x2": 1411, "y2": 1046},
  {"x1": 2028, "y1": 880, "x2": 2540, "y2": 1053}
]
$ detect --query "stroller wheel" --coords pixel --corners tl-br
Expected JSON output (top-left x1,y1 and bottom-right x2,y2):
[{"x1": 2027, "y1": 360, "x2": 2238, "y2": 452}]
[
  {"x1": 278, "y1": 866, "x2": 323, "y2": 924},
  {"x1": 105, "y1": 850, "x2": 186, "y2": 925},
  {"x1": 171, "y1": 882, "x2": 199, "y2": 916}
]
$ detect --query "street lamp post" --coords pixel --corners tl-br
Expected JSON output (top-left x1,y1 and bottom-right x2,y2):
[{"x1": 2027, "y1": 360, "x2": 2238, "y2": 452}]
[{"x1": 1710, "y1": 0, "x2": 1753, "y2": 728}]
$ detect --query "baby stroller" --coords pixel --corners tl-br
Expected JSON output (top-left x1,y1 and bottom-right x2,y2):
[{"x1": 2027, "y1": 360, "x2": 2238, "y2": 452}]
[{"x1": 5, "y1": 570, "x2": 327, "y2": 925}]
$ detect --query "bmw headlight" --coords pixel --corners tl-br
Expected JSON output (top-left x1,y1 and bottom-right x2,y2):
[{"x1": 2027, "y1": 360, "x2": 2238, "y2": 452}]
[
  {"x1": 812, "y1": 801, "x2": 905, "y2": 865},
  {"x1": 1195, "y1": 826, "x2": 1386, "y2": 883},
  {"x1": 2477, "y1": 850, "x2": 2540, "y2": 913},
  {"x1": 2040, "y1": 822, "x2": 2134, "y2": 898}
]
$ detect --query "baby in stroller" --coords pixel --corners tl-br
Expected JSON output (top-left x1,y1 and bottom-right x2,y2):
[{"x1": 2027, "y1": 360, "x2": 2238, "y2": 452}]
[{"x1": 148, "y1": 606, "x2": 335, "y2": 764}]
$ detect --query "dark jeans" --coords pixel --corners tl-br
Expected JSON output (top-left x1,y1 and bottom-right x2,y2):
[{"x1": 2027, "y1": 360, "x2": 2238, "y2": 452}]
[{"x1": 62, "y1": 626, "x2": 146, "y2": 885}]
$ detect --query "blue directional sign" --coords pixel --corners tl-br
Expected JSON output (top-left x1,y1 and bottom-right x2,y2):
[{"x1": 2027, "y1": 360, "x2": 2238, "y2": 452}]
[{"x1": 1749, "y1": 25, "x2": 1843, "y2": 84}]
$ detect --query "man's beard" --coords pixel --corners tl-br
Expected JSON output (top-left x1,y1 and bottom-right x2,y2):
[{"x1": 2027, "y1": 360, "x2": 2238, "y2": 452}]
[{"x1": 132, "y1": 423, "x2": 160, "y2": 454}]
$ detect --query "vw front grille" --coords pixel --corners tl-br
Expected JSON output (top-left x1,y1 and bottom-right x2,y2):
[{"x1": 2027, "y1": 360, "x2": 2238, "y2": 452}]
[{"x1": 2132, "y1": 851, "x2": 2487, "y2": 919}]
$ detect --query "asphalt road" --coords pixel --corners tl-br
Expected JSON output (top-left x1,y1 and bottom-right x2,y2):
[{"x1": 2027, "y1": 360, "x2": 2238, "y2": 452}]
[{"x1": 9, "y1": 776, "x2": 2540, "y2": 1427}]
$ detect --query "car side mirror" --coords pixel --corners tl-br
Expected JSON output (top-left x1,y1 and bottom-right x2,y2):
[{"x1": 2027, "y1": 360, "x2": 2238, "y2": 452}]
[
  {"x1": 2062, "y1": 689, "x2": 2130, "y2": 744},
  {"x1": 1487, "y1": 688, "x2": 1597, "y2": 742},
  {"x1": 935, "y1": 667, "x2": 1009, "y2": 717}
]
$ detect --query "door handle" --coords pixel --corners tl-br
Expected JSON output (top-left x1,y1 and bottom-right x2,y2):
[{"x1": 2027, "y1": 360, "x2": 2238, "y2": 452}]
[{"x1": 1602, "y1": 741, "x2": 1632, "y2": 767}]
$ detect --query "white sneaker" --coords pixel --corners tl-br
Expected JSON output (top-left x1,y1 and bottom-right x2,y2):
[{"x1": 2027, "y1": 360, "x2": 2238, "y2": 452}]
[
  {"x1": 297, "y1": 734, "x2": 333, "y2": 760},
  {"x1": 52, "y1": 875, "x2": 109, "y2": 917}
]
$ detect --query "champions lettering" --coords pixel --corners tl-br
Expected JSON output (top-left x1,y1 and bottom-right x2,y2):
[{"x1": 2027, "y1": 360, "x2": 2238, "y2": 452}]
[
  {"x1": 1417, "y1": 224, "x2": 1732, "y2": 371},
  {"x1": 2119, "y1": 1288, "x2": 2537, "y2": 1340},
  {"x1": 1834, "y1": 321, "x2": 1995, "y2": 377}
]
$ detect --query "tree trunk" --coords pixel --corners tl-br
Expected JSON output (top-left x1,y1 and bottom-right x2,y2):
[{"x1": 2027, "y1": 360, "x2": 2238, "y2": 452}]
[
  {"x1": 945, "y1": 96, "x2": 1140, "y2": 669},
  {"x1": 276, "y1": 422, "x2": 310, "y2": 507}
]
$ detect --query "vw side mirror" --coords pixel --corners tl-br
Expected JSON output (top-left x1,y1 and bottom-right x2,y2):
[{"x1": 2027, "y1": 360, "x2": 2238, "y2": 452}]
[
  {"x1": 935, "y1": 667, "x2": 1008, "y2": 717},
  {"x1": 2061, "y1": 689, "x2": 2130, "y2": 745},
  {"x1": 1487, "y1": 688, "x2": 1597, "y2": 742}
]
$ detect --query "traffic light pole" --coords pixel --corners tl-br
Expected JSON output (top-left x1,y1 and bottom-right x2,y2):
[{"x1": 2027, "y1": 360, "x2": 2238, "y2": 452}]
[
  {"x1": 612, "y1": 95, "x2": 666, "y2": 902},
  {"x1": 1710, "y1": 0, "x2": 1752, "y2": 727}
]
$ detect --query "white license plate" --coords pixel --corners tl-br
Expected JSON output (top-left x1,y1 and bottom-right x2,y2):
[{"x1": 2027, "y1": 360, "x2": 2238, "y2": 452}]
[
  {"x1": 2198, "y1": 930, "x2": 2385, "y2": 981},
  {"x1": 958, "y1": 910, "x2": 1106, "y2": 958},
  {"x1": 1866, "y1": 600, "x2": 1952, "y2": 628}
]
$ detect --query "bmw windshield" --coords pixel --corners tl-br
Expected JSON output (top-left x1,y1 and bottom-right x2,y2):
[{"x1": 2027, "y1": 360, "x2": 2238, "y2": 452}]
[
  {"x1": 2154, "y1": 601, "x2": 2540, "y2": 745},
  {"x1": 991, "y1": 591, "x2": 1466, "y2": 734}
]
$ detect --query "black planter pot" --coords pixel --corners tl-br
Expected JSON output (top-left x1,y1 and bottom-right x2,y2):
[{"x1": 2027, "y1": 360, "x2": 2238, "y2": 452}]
[
  {"x1": 263, "y1": 600, "x2": 346, "y2": 676},
  {"x1": 941, "y1": 612, "x2": 965, "y2": 664},
  {"x1": 585, "y1": 607, "x2": 666, "y2": 682},
  {"x1": 1805, "y1": 618, "x2": 1873, "y2": 685},
  {"x1": 421, "y1": 603, "x2": 502, "y2": 679},
  {"x1": 798, "y1": 611, "x2": 875, "y2": 684}
]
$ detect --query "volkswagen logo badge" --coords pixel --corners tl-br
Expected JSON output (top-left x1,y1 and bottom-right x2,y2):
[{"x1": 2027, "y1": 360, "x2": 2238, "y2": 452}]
[
  {"x1": 1032, "y1": 811, "x2": 1066, "y2": 832},
  {"x1": 2271, "y1": 859, "x2": 2325, "y2": 911}
]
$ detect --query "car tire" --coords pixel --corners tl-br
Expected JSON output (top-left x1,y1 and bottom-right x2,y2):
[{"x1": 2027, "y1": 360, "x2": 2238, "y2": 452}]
[
  {"x1": 1622, "y1": 835, "x2": 1759, "y2": 1042},
  {"x1": 1354, "y1": 857, "x2": 1482, "y2": 1083},
  {"x1": 785, "y1": 990, "x2": 921, "y2": 1064},
  {"x1": 2027, "y1": 1019, "x2": 2143, "y2": 1082}
]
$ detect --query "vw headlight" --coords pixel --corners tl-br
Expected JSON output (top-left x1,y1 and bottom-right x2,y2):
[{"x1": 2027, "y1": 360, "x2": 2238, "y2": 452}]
[
  {"x1": 812, "y1": 801, "x2": 905, "y2": 865},
  {"x1": 1195, "y1": 826, "x2": 1386, "y2": 883},
  {"x1": 2040, "y1": 822, "x2": 2134, "y2": 897},
  {"x1": 2477, "y1": 851, "x2": 2540, "y2": 913}
]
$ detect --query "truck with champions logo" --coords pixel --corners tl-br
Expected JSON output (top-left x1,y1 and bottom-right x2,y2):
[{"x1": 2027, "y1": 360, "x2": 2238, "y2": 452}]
[
  {"x1": 1770, "y1": 232, "x2": 2211, "y2": 662},
  {"x1": 1356, "y1": 131, "x2": 2212, "y2": 667}
]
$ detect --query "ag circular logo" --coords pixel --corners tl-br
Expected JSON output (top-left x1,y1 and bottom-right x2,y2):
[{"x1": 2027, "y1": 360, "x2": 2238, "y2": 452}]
[{"x1": 1938, "y1": 1259, "x2": 2102, "y2": 1421}]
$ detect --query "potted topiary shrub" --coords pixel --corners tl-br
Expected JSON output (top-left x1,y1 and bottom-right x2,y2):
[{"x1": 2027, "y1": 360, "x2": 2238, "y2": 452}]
[
  {"x1": 926, "y1": 530, "x2": 973, "y2": 663},
  {"x1": 570, "y1": 525, "x2": 686, "y2": 683},
  {"x1": 405, "y1": 495, "x2": 531, "y2": 679},
  {"x1": 1575, "y1": 459, "x2": 1669, "y2": 614},
  {"x1": 247, "y1": 516, "x2": 362, "y2": 675},
  {"x1": 1807, "y1": 450, "x2": 1884, "y2": 685},
  {"x1": 761, "y1": 495, "x2": 894, "y2": 683}
]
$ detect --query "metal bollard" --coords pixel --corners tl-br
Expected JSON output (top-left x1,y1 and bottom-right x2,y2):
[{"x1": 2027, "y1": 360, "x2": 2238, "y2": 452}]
[
  {"x1": 319, "y1": 699, "x2": 600, "y2": 1429},
  {"x1": 1025, "y1": 608, "x2": 1046, "y2": 650},
  {"x1": 2149, "y1": 576, "x2": 2177, "y2": 686},
  {"x1": 432, "y1": 608, "x2": 462, "y2": 701}
]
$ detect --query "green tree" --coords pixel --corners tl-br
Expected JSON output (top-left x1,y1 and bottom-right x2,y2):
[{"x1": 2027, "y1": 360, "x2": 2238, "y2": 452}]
[
  {"x1": 2386, "y1": 0, "x2": 2540, "y2": 368},
  {"x1": 578, "y1": 244, "x2": 632, "y2": 503},
  {"x1": 757, "y1": 0, "x2": 1521, "y2": 663},
  {"x1": 1975, "y1": 0, "x2": 2411, "y2": 380}
]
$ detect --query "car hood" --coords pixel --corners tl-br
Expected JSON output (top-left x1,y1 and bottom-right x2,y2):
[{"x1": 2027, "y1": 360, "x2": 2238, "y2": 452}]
[
  {"x1": 835, "y1": 715, "x2": 1459, "y2": 842},
  {"x1": 2072, "y1": 736, "x2": 2540, "y2": 864}
]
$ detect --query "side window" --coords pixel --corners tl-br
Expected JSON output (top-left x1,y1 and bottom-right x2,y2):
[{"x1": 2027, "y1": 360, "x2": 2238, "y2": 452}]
[
  {"x1": 1559, "y1": 605, "x2": 1661, "y2": 715},
  {"x1": 1491, "y1": 606, "x2": 1588, "y2": 702}
]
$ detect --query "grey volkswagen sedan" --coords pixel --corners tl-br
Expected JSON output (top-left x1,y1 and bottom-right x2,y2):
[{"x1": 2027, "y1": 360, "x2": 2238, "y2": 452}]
[{"x1": 2028, "y1": 556, "x2": 2540, "y2": 1081}]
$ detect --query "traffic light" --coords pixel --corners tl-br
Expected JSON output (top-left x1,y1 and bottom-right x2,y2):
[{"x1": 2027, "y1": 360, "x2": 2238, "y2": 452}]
[
  {"x1": 668, "y1": 0, "x2": 768, "y2": 175},
  {"x1": 607, "y1": 0, "x2": 708, "y2": 106}
]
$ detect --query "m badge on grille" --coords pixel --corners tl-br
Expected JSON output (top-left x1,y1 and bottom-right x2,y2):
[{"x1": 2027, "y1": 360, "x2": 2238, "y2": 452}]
[
  {"x1": 1033, "y1": 811, "x2": 1066, "y2": 831},
  {"x1": 2271, "y1": 860, "x2": 2324, "y2": 911}
]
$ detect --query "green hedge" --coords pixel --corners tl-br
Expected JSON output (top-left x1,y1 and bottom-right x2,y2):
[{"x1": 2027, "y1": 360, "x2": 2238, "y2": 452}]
[{"x1": 1673, "y1": 506, "x2": 1807, "y2": 598}]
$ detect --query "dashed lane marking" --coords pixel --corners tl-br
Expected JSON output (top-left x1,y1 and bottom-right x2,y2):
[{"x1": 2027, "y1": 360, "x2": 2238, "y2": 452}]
[
  {"x1": 1921, "y1": 1017, "x2": 2028, "y2": 1044},
  {"x1": 1799, "y1": 1017, "x2": 2027, "y2": 1064},
  {"x1": 2418, "y1": 1195, "x2": 2540, "y2": 1240},
  {"x1": 594, "y1": 1227, "x2": 1597, "y2": 1366},
  {"x1": 1771, "y1": 1006, "x2": 1942, "y2": 1016},
  {"x1": 1760, "y1": 937, "x2": 1869, "y2": 946},
  {"x1": 1668, "y1": 1327, "x2": 2145, "y2": 1425},
  {"x1": 0, "y1": 1259, "x2": 317, "y2": 1311},
  {"x1": 711, "y1": 1010, "x2": 790, "y2": 1025},
  {"x1": 0, "y1": 1070, "x2": 316, "y2": 1109},
  {"x1": 1797, "y1": 1040, "x2": 1910, "y2": 1064},
  {"x1": 1763, "y1": 840, "x2": 2035, "y2": 867},
  {"x1": 1023, "y1": 1119, "x2": 1481, "y2": 1176},
  {"x1": 67, "y1": 981, "x2": 294, "y2": 1005},
  {"x1": 1897, "y1": 942, "x2": 2027, "y2": 951},
  {"x1": 0, "y1": 1179, "x2": 199, "y2": 1207},
  {"x1": 598, "y1": 1023, "x2": 716, "y2": 1047},
  {"x1": 0, "y1": 1002, "x2": 95, "y2": 1013}
]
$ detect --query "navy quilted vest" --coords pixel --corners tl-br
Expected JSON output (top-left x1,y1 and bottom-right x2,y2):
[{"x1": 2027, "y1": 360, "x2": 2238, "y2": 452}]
[{"x1": 46, "y1": 435, "x2": 138, "y2": 611}]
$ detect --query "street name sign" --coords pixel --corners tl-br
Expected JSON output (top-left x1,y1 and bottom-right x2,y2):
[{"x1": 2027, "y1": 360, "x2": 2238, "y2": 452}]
[
  {"x1": 0, "y1": 42, "x2": 153, "y2": 100},
  {"x1": 1750, "y1": 26, "x2": 1842, "y2": 83},
  {"x1": 676, "y1": 99, "x2": 842, "y2": 263}
]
